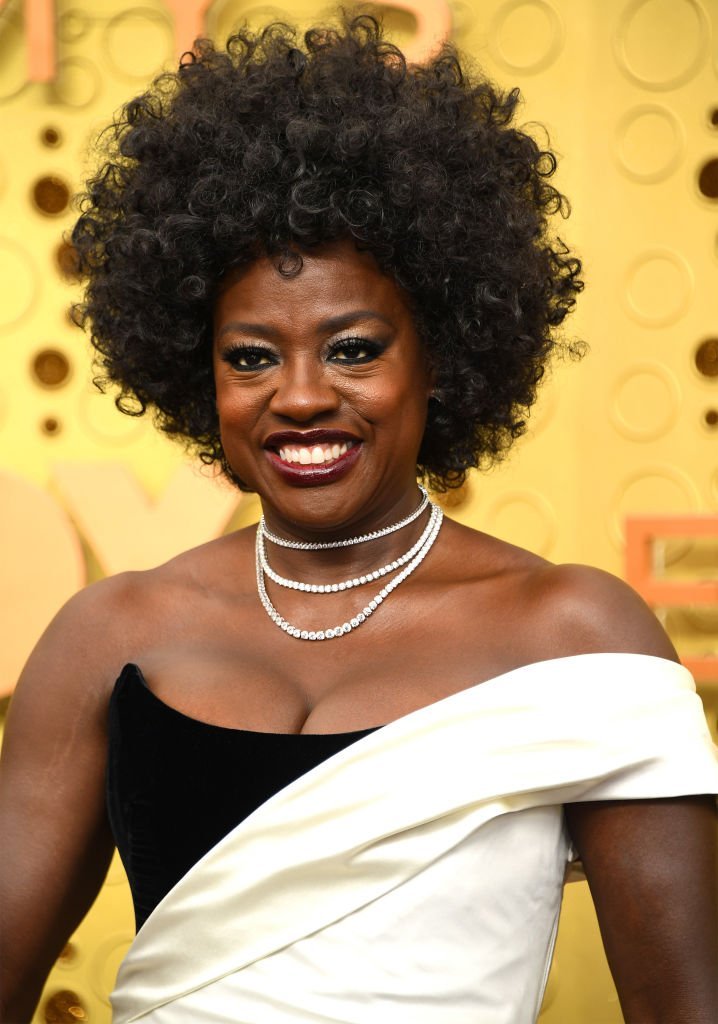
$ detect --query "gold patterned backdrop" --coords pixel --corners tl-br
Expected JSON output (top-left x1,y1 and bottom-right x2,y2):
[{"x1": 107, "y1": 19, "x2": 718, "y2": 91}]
[{"x1": 0, "y1": 0, "x2": 716, "y2": 1021}]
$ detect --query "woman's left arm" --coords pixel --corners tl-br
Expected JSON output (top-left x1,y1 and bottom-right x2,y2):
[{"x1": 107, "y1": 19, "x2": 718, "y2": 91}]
[
  {"x1": 565, "y1": 795, "x2": 718, "y2": 1023},
  {"x1": 546, "y1": 563, "x2": 718, "y2": 1022}
]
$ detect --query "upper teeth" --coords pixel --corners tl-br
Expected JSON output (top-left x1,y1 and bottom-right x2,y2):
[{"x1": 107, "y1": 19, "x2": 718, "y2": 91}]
[{"x1": 278, "y1": 441, "x2": 354, "y2": 465}]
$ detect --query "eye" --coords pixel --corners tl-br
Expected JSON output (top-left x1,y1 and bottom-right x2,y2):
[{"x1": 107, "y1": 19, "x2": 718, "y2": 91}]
[
  {"x1": 328, "y1": 338, "x2": 383, "y2": 364},
  {"x1": 221, "y1": 344, "x2": 275, "y2": 371}
]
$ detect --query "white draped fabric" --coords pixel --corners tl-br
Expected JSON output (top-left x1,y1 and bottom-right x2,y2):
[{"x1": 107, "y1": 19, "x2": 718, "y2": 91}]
[{"x1": 111, "y1": 653, "x2": 718, "y2": 1024}]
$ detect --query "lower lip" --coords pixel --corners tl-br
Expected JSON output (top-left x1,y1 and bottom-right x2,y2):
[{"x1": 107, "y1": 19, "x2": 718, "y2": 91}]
[{"x1": 265, "y1": 444, "x2": 362, "y2": 487}]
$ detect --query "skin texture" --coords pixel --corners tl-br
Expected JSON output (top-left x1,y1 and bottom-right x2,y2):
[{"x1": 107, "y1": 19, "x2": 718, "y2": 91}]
[
  {"x1": 213, "y1": 241, "x2": 434, "y2": 538},
  {"x1": 0, "y1": 240, "x2": 716, "y2": 1022}
]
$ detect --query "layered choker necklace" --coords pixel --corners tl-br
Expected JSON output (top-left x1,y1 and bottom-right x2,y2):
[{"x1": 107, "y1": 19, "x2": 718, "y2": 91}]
[{"x1": 255, "y1": 485, "x2": 443, "y2": 641}]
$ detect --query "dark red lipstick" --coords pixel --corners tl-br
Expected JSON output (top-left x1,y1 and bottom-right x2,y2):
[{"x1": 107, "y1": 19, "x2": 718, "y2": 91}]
[
  {"x1": 263, "y1": 429, "x2": 363, "y2": 487},
  {"x1": 264, "y1": 428, "x2": 361, "y2": 448}
]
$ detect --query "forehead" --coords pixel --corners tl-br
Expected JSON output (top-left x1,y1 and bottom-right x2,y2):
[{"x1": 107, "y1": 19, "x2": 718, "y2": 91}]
[{"x1": 214, "y1": 238, "x2": 414, "y2": 331}]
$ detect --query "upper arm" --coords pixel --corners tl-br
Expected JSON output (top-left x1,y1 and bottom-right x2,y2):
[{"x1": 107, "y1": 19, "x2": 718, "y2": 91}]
[
  {"x1": 565, "y1": 796, "x2": 718, "y2": 1022},
  {"x1": 542, "y1": 564, "x2": 718, "y2": 1020},
  {"x1": 0, "y1": 577, "x2": 139, "y2": 1021}
]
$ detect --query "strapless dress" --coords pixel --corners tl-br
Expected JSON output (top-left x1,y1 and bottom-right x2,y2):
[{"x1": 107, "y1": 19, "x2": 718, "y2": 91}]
[{"x1": 106, "y1": 663, "x2": 377, "y2": 931}]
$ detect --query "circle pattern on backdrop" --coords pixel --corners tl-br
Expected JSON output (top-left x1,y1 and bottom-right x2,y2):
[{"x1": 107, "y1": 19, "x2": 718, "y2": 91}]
[
  {"x1": 623, "y1": 248, "x2": 693, "y2": 327},
  {"x1": 58, "y1": 8, "x2": 92, "y2": 43},
  {"x1": 103, "y1": 8, "x2": 174, "y2": 81},
  {"x1": 51, "y1": 57, "x2": 101, "y2": 109},
  {"x1": 32, "y1": 176, "x2": 71, "y2": 217},
  {"x1": 55, "y1": 240, "x2": 82, "y2": 281},
  {"x1": 488, "y1": 0, "x2": 564, "y2": 74},
  {"x1": 610, "y1": 464, "x2": 701, "y2": 548},
  {"x1": 446, "y1": 0, "x2": 475, "y2": 37},
  {"x1": 614, "y1": 0, "x2": 709, "y2": 90},
  {"x1": 32, "y1": 349, "x2": 72, "y2": 389},
  {"x1": 610, "y1": 363, "x2": 681, "y2": 441},
  {"x1": 524, "y1": 382, "x2": 559, "y2": 437},
  {"x1": 56, "y1": 943, "x2": 79, "y2": 968},
  {"x1": 615, "y1": 105, "x2": 684, "y2": 183},
  {"x1": 40, "y1": 126, "x2": 63, "y2": 148},
  {"x1": 694, "y1": 338, "x2": 718, "y2": 378},
  {"x1": 79, "y1": 386, "x2": 147, "y2": 445},
  {"x1": 0, "y1": 238, "x2": 39, "y2": 329},
  {"x1": 41, "y1": 988, "x2": 88, "y2": 1022},
  {"x1": 483, "y1": 489, "x2": 557, "y2": 556},
  {"x1": 679, "y1": 608, "x2": 718, "y2": 639},
  {"x1": 0, "y1": 11, "x2": 27, "y2": 103},
  {"x1": 697, "y1": 158, "x2": 718, "y2": 201},
  {"x1": 41, "y1": 416, "x2": 62, "y2": 436}
]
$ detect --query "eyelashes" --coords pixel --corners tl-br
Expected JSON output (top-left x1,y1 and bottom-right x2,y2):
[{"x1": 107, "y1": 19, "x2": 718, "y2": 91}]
[
  {"x1": 326, "y1": 337, "x2": 383, "y2": 363},
  {"x1": 221, "y1": 337, "x2": 384, "y2": 371},
  {"x1": 221, "y1": 344, "x2": 275, "y2": 370}
]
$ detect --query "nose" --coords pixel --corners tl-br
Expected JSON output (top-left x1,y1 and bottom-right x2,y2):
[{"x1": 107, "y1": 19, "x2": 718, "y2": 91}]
[{"x1": 267, "y1": 362, "x2": 341, "y2": 422}]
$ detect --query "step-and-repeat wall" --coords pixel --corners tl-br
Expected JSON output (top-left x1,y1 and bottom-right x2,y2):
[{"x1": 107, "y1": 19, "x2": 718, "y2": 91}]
[{"x1": 1, "y1": 1, "x2": 716, "y2": 1021}]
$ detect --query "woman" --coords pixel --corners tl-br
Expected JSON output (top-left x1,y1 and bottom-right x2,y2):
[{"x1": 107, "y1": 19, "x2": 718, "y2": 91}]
[{"x1": 1, "y1": 14, "x2": 717, "y2": 1024}]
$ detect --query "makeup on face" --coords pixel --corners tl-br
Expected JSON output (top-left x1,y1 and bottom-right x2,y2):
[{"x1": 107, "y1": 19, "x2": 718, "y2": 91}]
[
  {"x1": 212, "y1": 239, "x2": 434, "y2": 534},
  {"x1": 263, "y1": 428, "x2": 363, "y2": 487}
]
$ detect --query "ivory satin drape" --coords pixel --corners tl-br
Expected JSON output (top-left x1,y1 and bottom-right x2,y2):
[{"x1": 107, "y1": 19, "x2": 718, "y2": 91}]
[{"x1": 111, "y1": 653, "x2": 718, "y2": 1024}]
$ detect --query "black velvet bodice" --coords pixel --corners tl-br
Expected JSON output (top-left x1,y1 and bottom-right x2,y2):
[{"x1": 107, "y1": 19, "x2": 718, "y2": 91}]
[{"x1": 106, "y1": 664, "x2": 377, "y2": 932}]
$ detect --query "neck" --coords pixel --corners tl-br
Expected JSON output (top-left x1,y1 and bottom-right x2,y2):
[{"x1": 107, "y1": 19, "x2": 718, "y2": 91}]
[{"x1": 259, "y1": 486, "x2": 430, "y2": 580}]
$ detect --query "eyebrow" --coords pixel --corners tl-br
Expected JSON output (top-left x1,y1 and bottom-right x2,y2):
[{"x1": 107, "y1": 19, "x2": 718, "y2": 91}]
[{"x1": 216, "y1": 309, "x2": 394, "y2": 340}]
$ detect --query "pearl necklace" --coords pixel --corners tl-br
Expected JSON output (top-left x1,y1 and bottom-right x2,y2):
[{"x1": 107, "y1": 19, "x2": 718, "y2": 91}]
[
  {"x1": 255, "y1": 503, "x2": 443, "y2": 641},
  {"x1": 260, "y1": 486, "x2": 429, "y2": 550},
  {"x1": 258, "y1": 505, "x2": 438, "y2": 593}
]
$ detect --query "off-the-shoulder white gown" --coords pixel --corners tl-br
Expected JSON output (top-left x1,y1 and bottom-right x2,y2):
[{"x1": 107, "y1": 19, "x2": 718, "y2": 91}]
[{"x1": 111, "y1": 653, "x2": 718, "y2": 1024}]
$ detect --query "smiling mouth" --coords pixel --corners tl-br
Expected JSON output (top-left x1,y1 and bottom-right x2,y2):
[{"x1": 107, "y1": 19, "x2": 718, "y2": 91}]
[{"x1": 275, "y1": 440, "x2": 356, "y2": 467}]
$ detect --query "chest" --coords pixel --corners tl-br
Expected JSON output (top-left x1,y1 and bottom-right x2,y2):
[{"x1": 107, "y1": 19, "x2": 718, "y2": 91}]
[{"x1": 130, "y1": 572, "x2": 551, "y2": 733}]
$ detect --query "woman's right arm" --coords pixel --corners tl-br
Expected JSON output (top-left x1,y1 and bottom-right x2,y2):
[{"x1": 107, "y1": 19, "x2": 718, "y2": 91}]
[{"x1": 0, "y1": 580, "x2": 133, "y2": 1022}]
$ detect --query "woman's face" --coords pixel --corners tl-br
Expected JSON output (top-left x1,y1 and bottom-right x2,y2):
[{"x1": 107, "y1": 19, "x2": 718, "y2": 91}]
[{"x1": 212, "y1": 238, "x2": 434, "y2": 534}]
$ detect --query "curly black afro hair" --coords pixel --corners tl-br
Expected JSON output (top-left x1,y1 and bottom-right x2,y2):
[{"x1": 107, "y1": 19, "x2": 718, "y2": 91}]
[{"x1": 72, "y1": 11, "x2": 584, "y2": 492}]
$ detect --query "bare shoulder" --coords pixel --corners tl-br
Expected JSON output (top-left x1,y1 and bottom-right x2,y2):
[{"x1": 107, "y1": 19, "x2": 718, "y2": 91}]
[
  {"x1": 14, "y1": 527, "x2": 254, "y2": 702},
  {"x1": 527, "y1": 561, "x2": 680, "y2": 663},
  {"x1": 442, "y1": 521, "x2": 678, "y2": 666},
  {"x1": 13, "y1": 569, "x2": 162, "y2": 709}
]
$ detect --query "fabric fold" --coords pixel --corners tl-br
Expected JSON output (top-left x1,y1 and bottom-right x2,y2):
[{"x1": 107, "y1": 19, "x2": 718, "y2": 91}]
[{"x1": 111, "y1": 652, "x2": 718, "y2": 1024}]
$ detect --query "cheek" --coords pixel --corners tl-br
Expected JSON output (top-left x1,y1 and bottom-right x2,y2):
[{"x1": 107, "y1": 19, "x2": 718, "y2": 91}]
[
  {"x1": 217, "y1": 393, "x2": 243, "y2": 430},
  {"x1": 215, "y1": 371, "x2": 266, "y2": 423},
  {"x1": 350, "y1": 372, "x2": 430, "y2": 440},
  {"x1": 215, "y1": 389, "x2": 256, "y2": 459}
]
